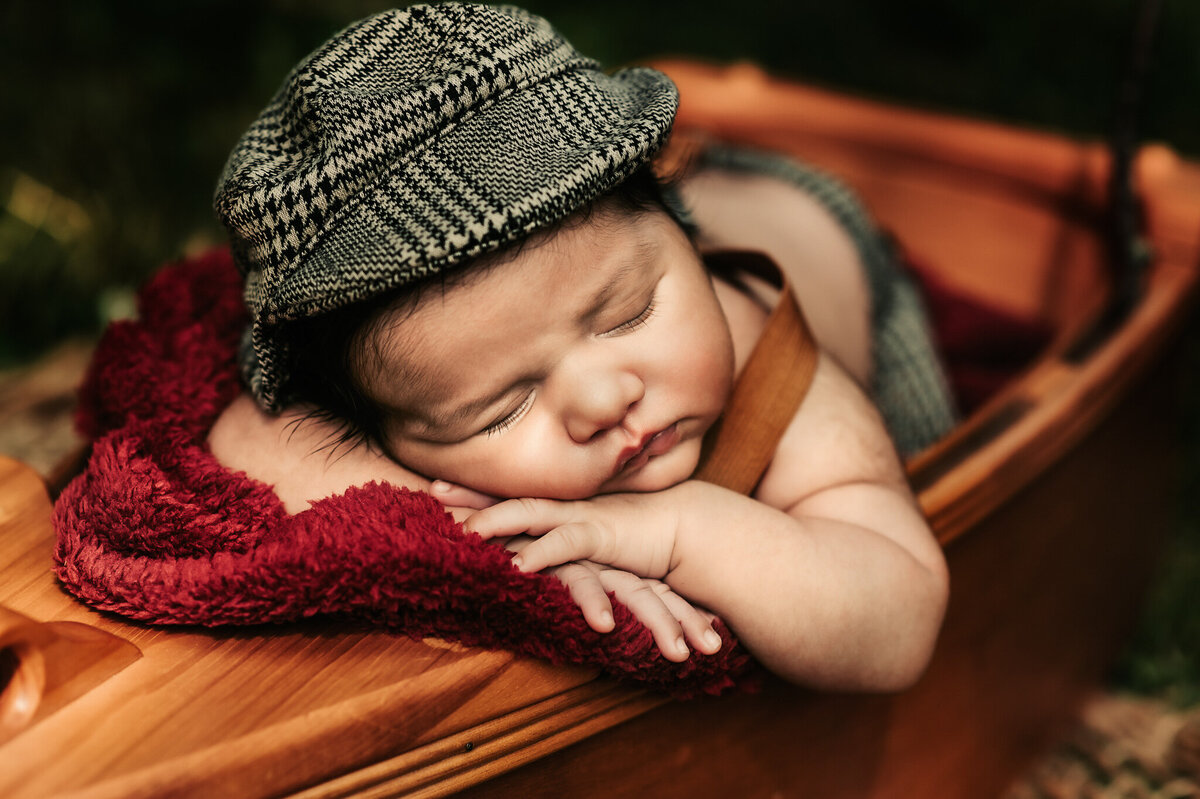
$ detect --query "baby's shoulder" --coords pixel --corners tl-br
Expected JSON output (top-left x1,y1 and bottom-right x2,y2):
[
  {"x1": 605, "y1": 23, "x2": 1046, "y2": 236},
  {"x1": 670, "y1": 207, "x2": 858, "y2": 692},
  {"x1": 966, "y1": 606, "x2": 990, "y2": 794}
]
[
  {"x1": 754, "y1": 351, "x2": 906, "y2": 513},
  {"x1": 208, "y1": 393, "x2": 430, "y2": 514},
  {"x1": 706, "y1": 257, "x2": 904, "y2": 513}
]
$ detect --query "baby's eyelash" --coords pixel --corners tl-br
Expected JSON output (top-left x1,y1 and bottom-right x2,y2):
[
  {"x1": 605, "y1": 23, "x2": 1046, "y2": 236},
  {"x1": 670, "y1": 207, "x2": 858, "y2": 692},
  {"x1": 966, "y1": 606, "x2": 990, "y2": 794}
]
[
  {"x1": 482, "y1": 391, "x2": 535, "y2": 437},
  {"x1": 607, "y1": 295, "x2": 657, "y2": 335}
]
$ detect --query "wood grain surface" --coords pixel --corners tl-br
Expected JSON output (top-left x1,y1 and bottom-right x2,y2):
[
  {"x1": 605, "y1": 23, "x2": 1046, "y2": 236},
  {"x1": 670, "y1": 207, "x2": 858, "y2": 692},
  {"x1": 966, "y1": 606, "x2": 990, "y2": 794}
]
[{"x1": 0, "y1": 457, "x2": 664, "y2": 797}]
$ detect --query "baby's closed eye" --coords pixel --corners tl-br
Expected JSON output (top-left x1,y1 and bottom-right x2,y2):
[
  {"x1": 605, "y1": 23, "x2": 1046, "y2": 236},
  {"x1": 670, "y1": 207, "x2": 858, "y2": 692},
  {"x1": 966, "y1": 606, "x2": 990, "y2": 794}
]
[
  {"x1": 482, "y1": 391, "x2": 536, "y2": 437},
  {"x1": 602, "y1": 293, "x2": 657, "y2": 336}
]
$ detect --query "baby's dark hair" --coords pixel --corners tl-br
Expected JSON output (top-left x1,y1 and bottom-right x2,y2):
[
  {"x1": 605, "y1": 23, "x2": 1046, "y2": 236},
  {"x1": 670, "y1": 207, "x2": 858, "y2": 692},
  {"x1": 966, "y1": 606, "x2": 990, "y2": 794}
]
[{"x1": 284, "y1": 164, "x2": 695, "y2": 455}]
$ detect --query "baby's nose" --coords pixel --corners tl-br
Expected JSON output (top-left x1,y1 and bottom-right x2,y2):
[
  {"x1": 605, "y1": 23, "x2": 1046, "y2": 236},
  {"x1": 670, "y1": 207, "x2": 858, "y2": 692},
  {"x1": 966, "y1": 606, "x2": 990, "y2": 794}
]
[{"x1": 564, "y1": 369, "x2": 644, "y2": 443}]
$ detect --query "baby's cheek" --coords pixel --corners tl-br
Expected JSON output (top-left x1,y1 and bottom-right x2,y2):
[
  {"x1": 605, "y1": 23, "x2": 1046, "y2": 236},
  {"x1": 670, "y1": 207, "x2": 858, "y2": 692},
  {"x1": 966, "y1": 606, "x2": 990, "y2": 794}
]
[
  {"x1": 472, "y1": 470, "x2": 601, "y2": 501},
  {"x1": 452, "y1": 438, "x2": 600, "y2": 500},
  {"x1": 685, "y1": 352, "x2": 734, "y2": 421},
  {"x1": 676, "y1": 318, "x2": 735, "y2": 409},
  {"x1": 498, "y1": 455, "x2": 604, "y2": 500}
]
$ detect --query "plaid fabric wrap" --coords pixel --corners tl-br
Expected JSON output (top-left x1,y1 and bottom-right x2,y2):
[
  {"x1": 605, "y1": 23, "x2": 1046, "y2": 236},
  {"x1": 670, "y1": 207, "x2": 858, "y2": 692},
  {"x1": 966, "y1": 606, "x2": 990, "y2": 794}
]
[{"x1": 213, "y1": 4, "x2": 679, "y2": 410}]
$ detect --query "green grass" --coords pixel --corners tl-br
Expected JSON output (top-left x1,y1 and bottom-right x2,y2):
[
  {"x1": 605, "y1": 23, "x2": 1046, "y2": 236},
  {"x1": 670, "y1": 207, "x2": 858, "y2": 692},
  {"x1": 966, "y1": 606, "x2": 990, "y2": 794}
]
[
  {"x1": 1111, "y1": 330, "x2": 1200, "y2": 708},
  {"x1": 1116, "y1": 526, "x2": 1200, "y2": 707}
]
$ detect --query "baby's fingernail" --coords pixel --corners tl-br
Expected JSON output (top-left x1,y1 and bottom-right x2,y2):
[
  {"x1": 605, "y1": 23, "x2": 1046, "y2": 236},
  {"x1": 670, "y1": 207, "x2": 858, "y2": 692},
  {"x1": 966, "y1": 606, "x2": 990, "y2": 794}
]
[
  {"x1": 600, "y1": 611, "x2": 613, "y2": 629},
  {"x1": 674, "y1": 636, "x2": 689, "y2": 657},
  {"x1": 431, "y1": 480, "x2": 450, "y2": 493},
  {"x1": 704, "y1": 630, "x2": 722, "y2": 651},
  {"x1": 511, "y1": 554, "x2": 525, "y2": 570}
]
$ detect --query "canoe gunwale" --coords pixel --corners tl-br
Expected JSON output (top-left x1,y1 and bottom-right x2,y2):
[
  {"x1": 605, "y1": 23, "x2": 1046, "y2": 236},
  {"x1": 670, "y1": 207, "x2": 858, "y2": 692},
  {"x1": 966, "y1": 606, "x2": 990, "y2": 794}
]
[{"x1": 907, "y1": 158, "x2": 1199, "y2": 545}]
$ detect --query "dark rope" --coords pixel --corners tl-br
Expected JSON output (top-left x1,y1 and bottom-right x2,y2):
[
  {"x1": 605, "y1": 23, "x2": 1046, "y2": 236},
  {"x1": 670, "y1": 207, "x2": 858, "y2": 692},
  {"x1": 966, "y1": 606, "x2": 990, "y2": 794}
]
[
  {"x1": 1070, "y1": 0, "x2": 1163, "y2": 361},
  {"x1": 1106, "y1": 0, "x2": 1162, "y2": 317}
]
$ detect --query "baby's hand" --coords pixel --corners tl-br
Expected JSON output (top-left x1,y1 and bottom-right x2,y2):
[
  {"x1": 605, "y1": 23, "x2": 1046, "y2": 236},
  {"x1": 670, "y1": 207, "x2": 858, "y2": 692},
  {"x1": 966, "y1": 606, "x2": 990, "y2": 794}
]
[
  {"x1": 447, "y1": 485, "x2": 715, "y2": 659},
  {"x1": 464, "y1": 488, "x2": 686, "y2": 583},
  {"x1": 502, "y1": 534, "x2": 720, "y2": 661}
]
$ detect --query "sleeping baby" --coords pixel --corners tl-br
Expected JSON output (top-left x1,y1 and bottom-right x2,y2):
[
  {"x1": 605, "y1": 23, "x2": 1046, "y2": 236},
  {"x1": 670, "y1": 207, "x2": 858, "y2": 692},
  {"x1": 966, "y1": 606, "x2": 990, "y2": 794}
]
[{"x1": 209, "y1": 3, "x2": 953, "y2": 690}]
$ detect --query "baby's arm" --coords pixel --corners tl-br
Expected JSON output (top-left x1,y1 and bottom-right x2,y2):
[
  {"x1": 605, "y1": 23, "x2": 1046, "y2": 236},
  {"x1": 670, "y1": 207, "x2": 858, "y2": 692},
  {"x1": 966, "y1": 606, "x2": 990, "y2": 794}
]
[
  {"x1": 429, "y1": 481, "x2": 720, "y2": 660},
  {"x1": 207, "y1": 393, "x2": 720, "y2": 660},
  {"x1": 467, "y1": 353, "x2": 949, "y2": 691}
]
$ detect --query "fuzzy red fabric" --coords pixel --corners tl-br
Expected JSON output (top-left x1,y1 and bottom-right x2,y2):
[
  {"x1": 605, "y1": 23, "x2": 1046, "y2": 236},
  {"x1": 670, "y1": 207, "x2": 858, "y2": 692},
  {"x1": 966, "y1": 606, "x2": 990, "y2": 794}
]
[{"x1": 53, "y1": 248, "x2": 757, "y2": 698}]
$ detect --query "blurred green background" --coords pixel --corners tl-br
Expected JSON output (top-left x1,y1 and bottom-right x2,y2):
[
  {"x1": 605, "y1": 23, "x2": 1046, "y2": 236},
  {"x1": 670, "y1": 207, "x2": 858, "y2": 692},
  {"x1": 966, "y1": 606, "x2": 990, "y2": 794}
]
[
  {"x1": 3, "y1": 0, "x2": 1198, "y2": 366},
  {"x1": 1, "y1": 0, "x2": 1198, "y2": 703}
]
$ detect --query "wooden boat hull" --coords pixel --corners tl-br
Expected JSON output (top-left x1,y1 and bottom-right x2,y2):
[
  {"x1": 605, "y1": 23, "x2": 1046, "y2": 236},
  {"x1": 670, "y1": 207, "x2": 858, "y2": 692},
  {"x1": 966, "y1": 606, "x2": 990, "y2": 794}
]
[{"x1": 2, "y1": 61, "x2": 1197, "y2": 797}]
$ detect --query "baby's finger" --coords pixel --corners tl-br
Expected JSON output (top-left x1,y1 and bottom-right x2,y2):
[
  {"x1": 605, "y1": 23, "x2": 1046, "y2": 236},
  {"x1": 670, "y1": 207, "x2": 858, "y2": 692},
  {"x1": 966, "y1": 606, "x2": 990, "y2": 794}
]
[
  {"x1": 549, "y1": 562, "x2": 614, "y2": 633},
  {"x1": 598, "y1": 570, "x2": 690, "y2": 662},
  {"x1": 648, "y1": 583, "x2": 724, "y2": 655},
  {"x1": 510, "y1": 522, "x2": 611, "y2": 574},
  {"x1": 430, "y1": 480, "x2": 500, "y2": 510},
  {"x1": 447, "y1": 506, "x2": 474, "y2": 524},
  {"x1": 598, "y1": 572, "x2": 720, "y2": 656},
  {"x1": 463, "y1": 497, "x2": 577, "y2": 540},
  {"x1": 499, "y1": 534, "x2": 533, "y2": 554}
]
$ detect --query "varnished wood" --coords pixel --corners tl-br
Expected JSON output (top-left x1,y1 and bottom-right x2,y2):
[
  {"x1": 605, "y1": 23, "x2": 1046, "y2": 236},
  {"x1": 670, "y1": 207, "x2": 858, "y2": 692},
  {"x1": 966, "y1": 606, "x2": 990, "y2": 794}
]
[
  {"x1": 660, "y1": 59, "x2": 1119, "y2": 331},
  {"x1": 1, "y1": 60, "x2": 1197, "y2": 797},
  {"x1": 0, "y1": 604, "x2": 140, "y2": 745},
  {"x1": 0, "y1": 455, "x2": 637, "y2": 798}
]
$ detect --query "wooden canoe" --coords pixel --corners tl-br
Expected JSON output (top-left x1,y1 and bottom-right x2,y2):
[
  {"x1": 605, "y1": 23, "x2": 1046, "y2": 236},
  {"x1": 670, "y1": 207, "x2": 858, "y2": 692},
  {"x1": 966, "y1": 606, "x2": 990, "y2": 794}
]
[{"x1": 2, "y1": 60, "x2": 1198, "y2": 798}]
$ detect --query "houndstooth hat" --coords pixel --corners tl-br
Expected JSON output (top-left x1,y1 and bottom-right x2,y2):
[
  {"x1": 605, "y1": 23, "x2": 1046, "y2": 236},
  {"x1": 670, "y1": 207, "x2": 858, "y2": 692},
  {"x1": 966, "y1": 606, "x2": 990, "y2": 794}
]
[{"x1": 213, "y1": 3, "x2": 679, "y2": 411}]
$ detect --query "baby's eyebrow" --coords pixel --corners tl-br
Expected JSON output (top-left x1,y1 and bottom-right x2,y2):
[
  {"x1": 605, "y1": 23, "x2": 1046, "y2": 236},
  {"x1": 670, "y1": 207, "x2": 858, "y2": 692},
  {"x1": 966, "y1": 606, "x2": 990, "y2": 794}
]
[
  {"x1": 416, "y1": 233, "x2": 661, "y2": 434},
  {"x1": 580, "y1": 236, "x2": 659, "y2": 322},
  {"x1": 582, "y1": 261, "x2": 639, "y2": 322}
]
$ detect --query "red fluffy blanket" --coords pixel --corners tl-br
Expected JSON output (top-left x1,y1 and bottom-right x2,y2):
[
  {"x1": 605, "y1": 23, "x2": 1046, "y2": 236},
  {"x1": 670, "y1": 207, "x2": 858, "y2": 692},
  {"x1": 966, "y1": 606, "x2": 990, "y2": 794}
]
[{"x1": 52, "y1": 249, "x2": 756, "y2": 698}]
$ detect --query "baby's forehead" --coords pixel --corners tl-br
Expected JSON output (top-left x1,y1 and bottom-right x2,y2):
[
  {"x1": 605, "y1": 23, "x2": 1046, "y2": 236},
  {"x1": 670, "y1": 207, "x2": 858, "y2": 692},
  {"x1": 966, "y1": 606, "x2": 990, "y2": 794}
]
[
  {"x1": 371, "y1": 202, "x2": 664, "y2": 336},
  {"x1": 355, "y1": 206, "x2": 679, "y2": 412}
]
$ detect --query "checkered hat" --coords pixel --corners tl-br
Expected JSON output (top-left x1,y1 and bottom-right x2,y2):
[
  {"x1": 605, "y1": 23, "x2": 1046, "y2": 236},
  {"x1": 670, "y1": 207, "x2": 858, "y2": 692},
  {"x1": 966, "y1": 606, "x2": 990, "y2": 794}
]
[{"x1": 214, "y1": 3, "x2": 679, "y2": 411}]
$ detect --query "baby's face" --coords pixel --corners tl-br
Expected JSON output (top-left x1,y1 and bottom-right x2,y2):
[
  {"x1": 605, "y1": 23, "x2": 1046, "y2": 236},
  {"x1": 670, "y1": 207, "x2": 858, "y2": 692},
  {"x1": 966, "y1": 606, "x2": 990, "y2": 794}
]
[{"x1": 358, "y1": 205, "x2": 735, "y2": 499}]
